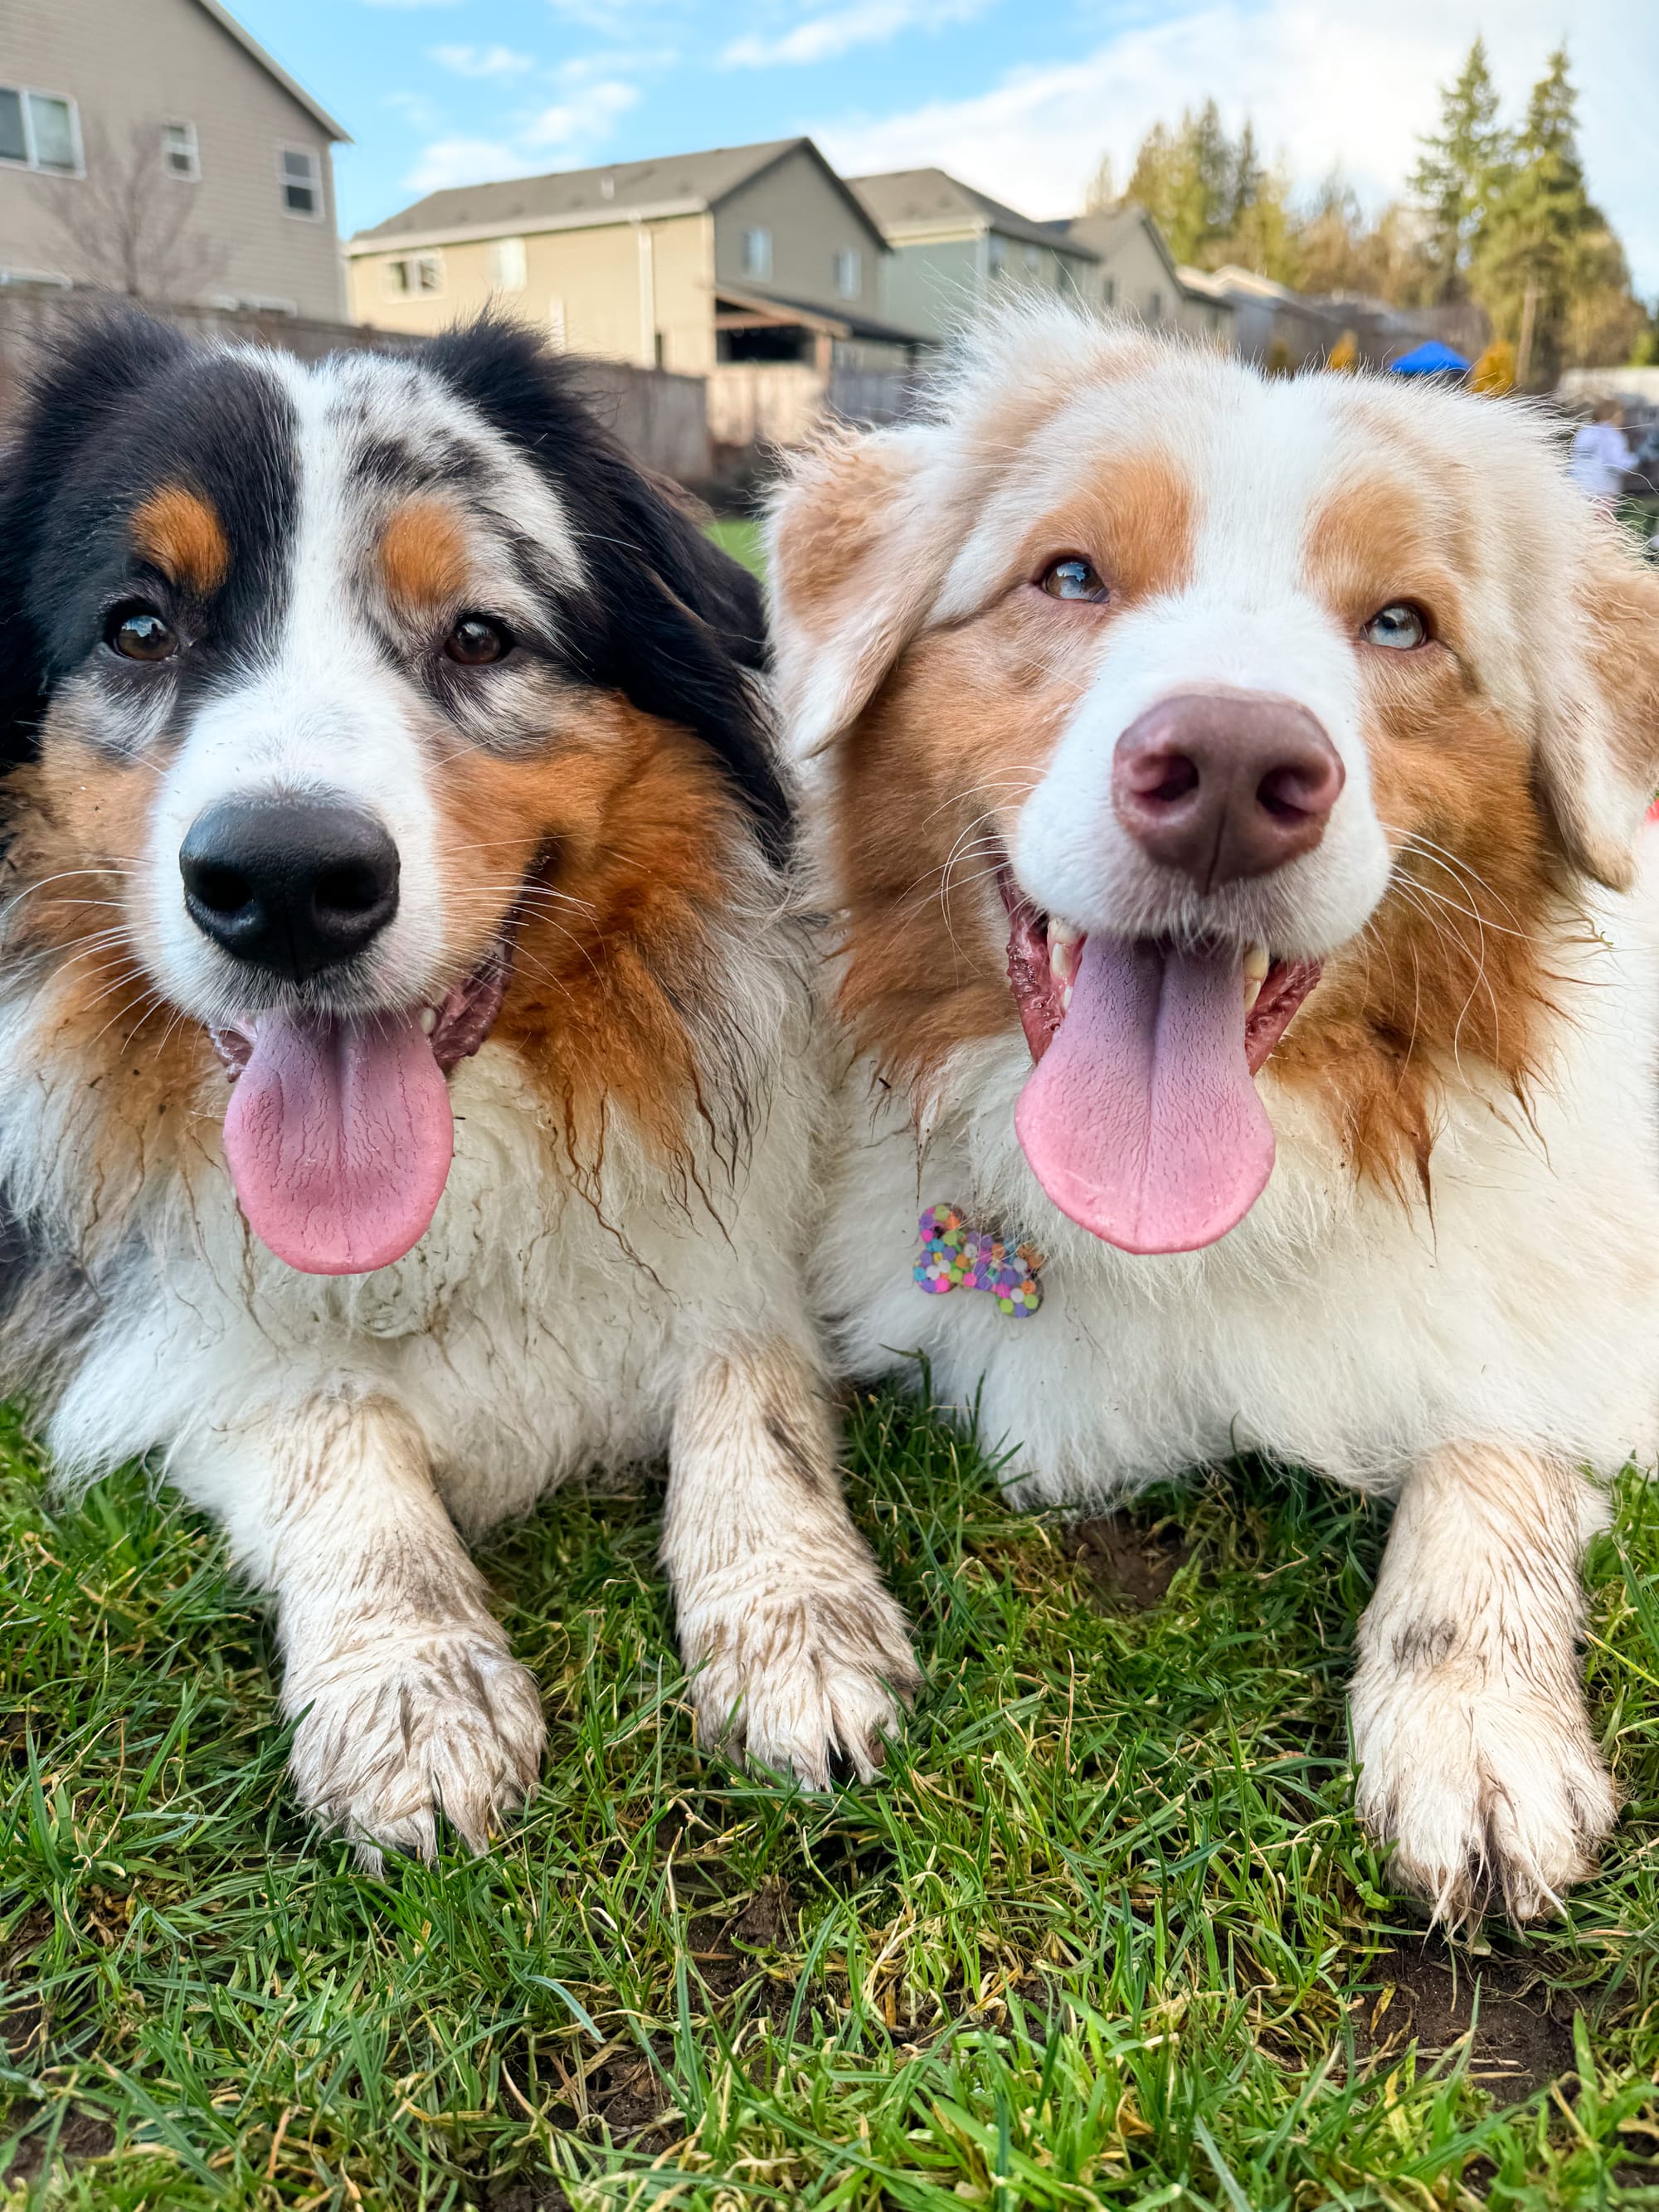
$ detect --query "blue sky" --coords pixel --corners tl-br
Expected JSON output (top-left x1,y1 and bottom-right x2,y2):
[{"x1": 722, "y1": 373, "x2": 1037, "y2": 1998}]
[{"x1": 235, "y1": 0, "x2": 1659, "y2": 291}]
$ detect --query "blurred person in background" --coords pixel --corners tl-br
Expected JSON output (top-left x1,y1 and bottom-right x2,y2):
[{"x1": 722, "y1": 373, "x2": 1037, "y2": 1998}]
[{"x1": 1569, "y1": 396, "x2": 1631, "y2": 513}]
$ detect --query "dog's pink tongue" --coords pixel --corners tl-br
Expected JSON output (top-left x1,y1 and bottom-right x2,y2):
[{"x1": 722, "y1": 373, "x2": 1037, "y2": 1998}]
[
  {"x1": 221, "y1": 1014, "x2": 454, "y2": 1275},
  {"x1": 1014, "y1": 936, "x2": 1274, "y2": 1254}
]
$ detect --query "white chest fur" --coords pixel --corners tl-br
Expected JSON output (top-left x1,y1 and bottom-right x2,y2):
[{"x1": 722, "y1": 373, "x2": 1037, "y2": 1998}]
[{"x1": 820, "y1": 904, "x2": 1659, "y2": 1505}]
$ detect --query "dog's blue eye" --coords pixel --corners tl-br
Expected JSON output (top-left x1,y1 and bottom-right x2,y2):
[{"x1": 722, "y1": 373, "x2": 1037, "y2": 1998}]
[
  {"x1": 106, "y1": 604, "x2": 178, "y2": 662},
  {"x1": 1039, "y1": 556, "x2": 1110, "y2": 604},
  {"x1": 1362, "y1": 602, "x2": 1428, "y2": 649}
]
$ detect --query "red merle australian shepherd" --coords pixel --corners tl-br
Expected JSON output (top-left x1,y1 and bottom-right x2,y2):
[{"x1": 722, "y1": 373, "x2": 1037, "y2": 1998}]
[
  {"x1": 768, "y1": 306, "x2": 1659, "y2": 1926},
  {"x1": 0, "y1": 313, "x2": 917, "y2": 1860}
]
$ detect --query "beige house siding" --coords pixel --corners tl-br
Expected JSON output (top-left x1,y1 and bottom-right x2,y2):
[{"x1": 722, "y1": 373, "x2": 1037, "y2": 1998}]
[
  {"x1": 349, "y1": 213, "x2": 718, "y2": 371},
  {"x1": 0, "y1": 0, "x2": 344, "y2": 318},
  {"x1": 1082, "y1": 224, "x2": 1175, "y2": 325},
  {"x1": 713, "y1": 149, "x2": 883, "y2": 323}
]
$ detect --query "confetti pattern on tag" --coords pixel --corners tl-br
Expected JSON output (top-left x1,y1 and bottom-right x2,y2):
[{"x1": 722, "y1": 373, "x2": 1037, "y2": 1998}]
[{"x1": 913, "y1": 1205, "x2": 1043, "y2": 1317}]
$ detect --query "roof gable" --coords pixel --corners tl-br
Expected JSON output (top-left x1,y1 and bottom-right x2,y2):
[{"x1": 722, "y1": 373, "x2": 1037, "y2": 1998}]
[
  {"x1": 352, "y1": 137, "x2": 883, "y2": 250},
  {"x1": 190, "y1": 0, "x2": 349, "y2": 141},
  {"x1": 849, "y1": 168, "x2": 1096, "y2": 260},
  {"x1": 1059, "y1": 203, "x2": 1180, "y2": 288}
]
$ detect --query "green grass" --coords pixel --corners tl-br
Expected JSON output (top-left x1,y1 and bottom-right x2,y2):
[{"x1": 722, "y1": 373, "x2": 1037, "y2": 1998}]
[
  {"x1": 3, "y1": 1389, "x2": 1659, "y2": 2209},
  {"x1": 704, "y1": 518, "x2": 765, "y2": 577}
]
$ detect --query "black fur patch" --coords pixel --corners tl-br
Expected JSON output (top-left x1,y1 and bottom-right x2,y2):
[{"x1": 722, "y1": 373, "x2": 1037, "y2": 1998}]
[
  {"x1": 422, "y1": 318, "x2": 789, "y2": 859},
  {"x1": 0, "y1": 311, "x2": 301, "y2": 772}
]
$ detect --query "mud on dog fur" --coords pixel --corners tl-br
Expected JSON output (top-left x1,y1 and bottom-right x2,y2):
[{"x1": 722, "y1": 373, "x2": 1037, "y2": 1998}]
[
  {"x1": 0, "y1": 311, "x2": 917, "y2": 1858},
  {"x1": 768, "y1": 304, "x2": 1659, "y2": 1925}
]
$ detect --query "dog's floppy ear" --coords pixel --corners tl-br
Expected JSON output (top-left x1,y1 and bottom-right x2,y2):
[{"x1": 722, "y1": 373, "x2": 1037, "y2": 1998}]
[
  {"x1": 1534, "y1": 554, "x2": 1659, "y2": 892},
  {"x1": 765, "y1": 422, "x2": 958, "y2": 769},
  {"x1": 0, "y1": 309, "x2": 189, "y2": 774},
  {"x1": 425, "y1": 316, "x2": 788, "y2": 858}
]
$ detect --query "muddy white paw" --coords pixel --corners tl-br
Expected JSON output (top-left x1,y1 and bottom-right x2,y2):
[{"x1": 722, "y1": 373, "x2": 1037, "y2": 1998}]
[
  {"x1": 684, "y1": 1585, "x2": 922, "y2": 1789},
  {"x1": 1351, "y1": 1670, "x2": 1615, "y2": 1925},
  {"x1": 285, "y1": 1626, "x2": 547, "y2": 1864}
]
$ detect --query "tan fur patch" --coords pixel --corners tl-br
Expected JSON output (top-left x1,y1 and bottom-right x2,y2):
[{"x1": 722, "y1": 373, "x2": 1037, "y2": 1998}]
[
  {"x1": 427, "y1": 695, "x2": 757, "y2": 1174},
  {"x1": 830, "y1": 450, "x2": 1194, "y2": 1096},
  {"x1": 1010, "y1": 454, "x2": 1197, "y2": 604},
  {"x1": 131, "y1": 484, "x2": 230, "y2": 596},
  {"x1": 1276, "y1": 476, "x2": 1568, "y2": 1195},
  {"x1": 2, "y1": 738, "x2": 217, "y2": 1249},
  {"x1": 835, "y1": 612, "x2": 1095, "y2": 1092},
  {"x1": 378, "y1": 498, "x2": 470, "y2": 619}
]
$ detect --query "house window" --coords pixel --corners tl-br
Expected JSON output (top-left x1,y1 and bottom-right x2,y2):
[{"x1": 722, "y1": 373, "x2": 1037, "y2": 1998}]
[
  {"x1": 0, "y1": 86, "x2": 81, "y2": 174},
  {"x1": 1023, "y1": 244, "x2": 1040, "y2": 273},
  {"x1": 986, "y1": 234, "x2": 1006, "y2": 276},
  {"x1": 1147, "y1": 288, "x2": 1164, "y2": 322},
  {"x1": 280, "y1": 143, "x2": 322, "y2": 219},
  {"x1": 489, "y1": 236, "x2": 527, "y2": 292},
  {"x1": 1102, "y1": 275, "x2": 1117, "y2": 309},
  {"x1": 741, "y1": 226, "x2": 772, "y2": 280},
  {"x1": 834, "y1": 247, "x2": 861, "y2": 299},
  {"x1": 383, "y1": 252, "x2": 444, "y2": 298},
  {"x1": 162, "y1": 122, "x2": 199, "y2": 180}
]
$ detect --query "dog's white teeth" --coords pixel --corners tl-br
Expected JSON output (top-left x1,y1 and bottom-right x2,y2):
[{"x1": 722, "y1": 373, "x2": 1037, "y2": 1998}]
[
  {"x1": 1049, "y1": 921, "x2": 1083, "y2": 988},
  {"x1": 1062, "y1": 984, "x2": 1073, "y2": 1012},
  {"x1": 1243, "y1": 943, "x2": 1270, "y2": 982},
  {"x1": 419, "y1": 1006, "x2": 439, "y2": 1036},
  {"x1": 1243, "y1": 976, "x2": 1262, "y2": 1014}
]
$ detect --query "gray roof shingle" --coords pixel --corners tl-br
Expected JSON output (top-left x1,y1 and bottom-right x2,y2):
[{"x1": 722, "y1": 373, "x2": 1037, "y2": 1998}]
[{"x1": 848, "y1": 168, "x2": 1096, "y2": 260}]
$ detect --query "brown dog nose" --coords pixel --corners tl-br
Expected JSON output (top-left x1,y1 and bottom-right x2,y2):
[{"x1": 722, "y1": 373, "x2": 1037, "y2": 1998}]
[{"x1": 1112, "y1": 688, "x2": 1345, "y2": 892}]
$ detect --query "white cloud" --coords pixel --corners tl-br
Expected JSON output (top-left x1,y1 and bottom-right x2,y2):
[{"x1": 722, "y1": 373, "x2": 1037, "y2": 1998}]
[
  {"x1": 522, "y1": 77, "x2": 640, "y2": 149},
  {"x1": 813, "y1": 0, "x2": 1659, "y2": 291},
  {"x1": 401, "y1": 137, "x2": 543, "y2": 194},
  {"x1": 723, "y1": 0, "x2": 989, "y2": 69},
  {"x1": 430, "y1": 43, "x2": 538, "y2": 78}
]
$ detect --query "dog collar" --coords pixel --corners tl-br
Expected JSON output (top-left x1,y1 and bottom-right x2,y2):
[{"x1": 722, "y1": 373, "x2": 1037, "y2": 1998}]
[{"x1": 913, "y1": 1205, "x2": 1043, "y2": 1316}]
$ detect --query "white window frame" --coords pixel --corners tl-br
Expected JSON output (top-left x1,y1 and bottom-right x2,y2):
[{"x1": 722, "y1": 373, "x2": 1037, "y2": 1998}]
[
  {"x1": 0, "y1": 85, "x2": 84, "y2": 177},
  {"x1": 834, "y1": 246, "x2": 861, "y2": 300},
  {"x1": 489, "y1": 236, "x2": 527, "y2": 293},
  {"x1": 278, "y1": 142, "x2": 324, "y2": 221},
  {"x1": 162, "y1": 120, "x2": 200, "y2": 182},
  {"x1": 382, "y1": 252, "x2": 445, "y2": 299},
  {"x1": 741, "y1": 226, "x2": 772, "y2": 281}
]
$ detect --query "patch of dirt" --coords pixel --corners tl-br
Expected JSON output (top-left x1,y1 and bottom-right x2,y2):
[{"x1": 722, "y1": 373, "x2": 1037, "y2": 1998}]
[
  {"x1": 2, "y1": 2106, "x2": 116, "y2": 2184},
  {"x1": 1352, "y1": 1942, "x2": 1580, "y2": 2103},
  {"x1": 478, "y1": 2181, "x2": 573, "y2": 2212},
  {"x1": 686, "y1": 1880, "x2": 795, "y2": 2002},
  {"x1": 1068, "y1": 1512, "x2": 1190, "y2": 1610},
  {"x1": 0, "y1": 1904, "x2": 55, "y2": 2061}
]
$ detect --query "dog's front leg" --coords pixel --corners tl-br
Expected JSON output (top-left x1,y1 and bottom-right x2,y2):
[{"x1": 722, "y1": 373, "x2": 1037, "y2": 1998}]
[
  {"x1": 1350, "y1": 1441, "x2": 1616, "y2": 1924},
  {"x1": 192, "y1": 1394, "x2": 545, "y2": 1863},
  {"x1": 663, "y1": 1341, "x2": 921, "y2": 1787}
]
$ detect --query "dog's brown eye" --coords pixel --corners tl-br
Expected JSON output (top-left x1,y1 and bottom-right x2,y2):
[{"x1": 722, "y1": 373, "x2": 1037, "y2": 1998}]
[
  {"x1": 445, "y1": 614, "x2": 513, "y2": 666},
  {"x1": 1039, "y1": 556, "x2": 1109, "y2": 604},
  {"x1": 1362, "y1": 602, "x2": 1428, "y2": 649},
  {"x1": 106, "y1": 604, "x2": 178, "y2": 662}
]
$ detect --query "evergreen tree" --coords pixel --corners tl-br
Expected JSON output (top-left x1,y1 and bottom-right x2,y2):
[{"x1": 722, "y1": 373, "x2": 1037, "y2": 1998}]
[
  {"x1": 1474, "y1": 48, "x2": 1626, "y2": 382},
  {"x1": 1408, "y1": 37, "x2": 1510, "y2": 301}
]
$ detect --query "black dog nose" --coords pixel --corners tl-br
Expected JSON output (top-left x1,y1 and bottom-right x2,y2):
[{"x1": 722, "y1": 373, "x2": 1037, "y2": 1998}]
[{"x1": 179, "y1": 799, "x2": 400, "y2": 980}]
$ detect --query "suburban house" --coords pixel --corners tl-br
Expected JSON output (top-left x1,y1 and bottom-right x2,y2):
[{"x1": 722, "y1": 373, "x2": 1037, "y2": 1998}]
[
  {"x1": 0, "y1": 0, "x2": 348, "y2": 318},
  {"x1": 348, "y1": 139, "x2": 920, "y2": 377},
  {"x1": 847, "y1": 169, "x2": 1097, "y2": 341},
  {"x1": 1055, "y1": 205, "x2": 1234, "y2": 344}
]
